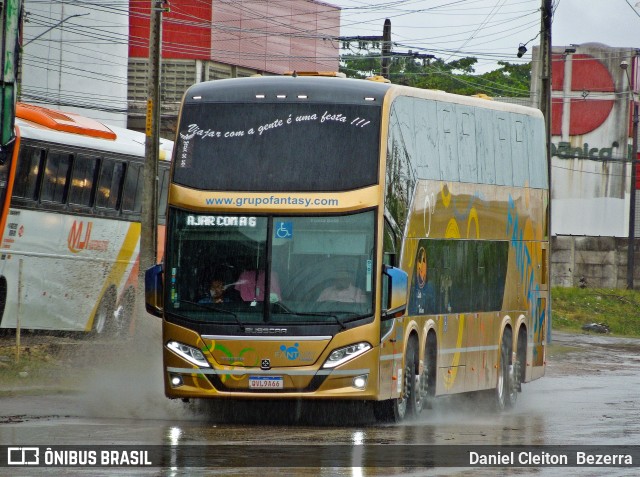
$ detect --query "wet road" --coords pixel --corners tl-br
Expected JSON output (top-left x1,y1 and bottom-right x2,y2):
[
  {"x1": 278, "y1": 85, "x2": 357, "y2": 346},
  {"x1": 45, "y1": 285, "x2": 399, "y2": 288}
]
[{"x1": 1, "y1": 329, "x2": 639, "y2": 476}]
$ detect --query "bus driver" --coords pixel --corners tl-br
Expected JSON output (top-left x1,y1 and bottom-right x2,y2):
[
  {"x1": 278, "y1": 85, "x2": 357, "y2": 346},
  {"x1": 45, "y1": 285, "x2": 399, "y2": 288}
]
[{"x1": 199, "y1": 278, "x2": 239, "y2": 304}]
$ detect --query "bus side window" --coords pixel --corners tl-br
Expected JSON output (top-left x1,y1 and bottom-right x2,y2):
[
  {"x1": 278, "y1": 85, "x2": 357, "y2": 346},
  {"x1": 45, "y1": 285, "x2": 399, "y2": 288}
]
[
  {"x1": 96, "y1": 159, "x2": 125, "y2": 210},
  {"x1": 13, "y1": 146, "x2": 44, "y2": 200},
  {"x1": 122, "y1": 163, "x2": 143, "y2": 213},
  {"x1": 41, "y1": 151, "x2": 72, "y2": 204},
  {"x1": 69, "y1": 155, "x2": 99, "y2": 207}
]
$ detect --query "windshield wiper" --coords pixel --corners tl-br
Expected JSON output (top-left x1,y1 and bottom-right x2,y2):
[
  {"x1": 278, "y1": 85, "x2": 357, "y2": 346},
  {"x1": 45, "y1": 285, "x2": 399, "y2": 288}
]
[
  {"x1": 317, "y1": 310, "x2": 372, "y2": 327},
  {"x1": 182, "y1": 300, "x2": 245, "y2": 331},
  {"x1": 327, "y1": 310, "x2": 369, "y2": 320},
  {"x1": 277, "y1": 309, "x2": 347, "y2": 330}
]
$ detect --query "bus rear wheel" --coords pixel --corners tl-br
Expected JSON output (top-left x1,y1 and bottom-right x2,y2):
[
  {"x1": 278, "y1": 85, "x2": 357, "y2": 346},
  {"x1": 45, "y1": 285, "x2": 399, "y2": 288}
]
[
  {"x1": 373, "y1": 339, "x2": 419, "y2": 423},
  {"x1": 91, "y1": 292, "x2": 116, "y2": 336},
  {"x1": 495, "y1": 330, "x2": 517, "y2": 411},
  {"x1": 114, "y1": 289, "x2": 136, "y2": 338}
]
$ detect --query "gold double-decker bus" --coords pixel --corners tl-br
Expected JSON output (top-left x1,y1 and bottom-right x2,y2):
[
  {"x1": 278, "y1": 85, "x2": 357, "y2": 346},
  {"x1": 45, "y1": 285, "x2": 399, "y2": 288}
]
[{"x1": 145, "y1": 74, "x2": 549, "y2": 422}]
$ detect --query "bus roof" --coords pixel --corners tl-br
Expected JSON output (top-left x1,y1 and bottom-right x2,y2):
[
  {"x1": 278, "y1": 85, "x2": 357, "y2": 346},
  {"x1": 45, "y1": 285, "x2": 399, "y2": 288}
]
[
  {"x1": 182, "y1": 75, "x2": 542, "y2": 119},
  {"x1": 17, "y1": 103, "x2": 117, "y2": 140},
  {"x1": 183, "y1": 76, "x2": 393, "y2": 105},
  {"x1": 15, "y1": 103, "x2": 173, "y2": 160}
]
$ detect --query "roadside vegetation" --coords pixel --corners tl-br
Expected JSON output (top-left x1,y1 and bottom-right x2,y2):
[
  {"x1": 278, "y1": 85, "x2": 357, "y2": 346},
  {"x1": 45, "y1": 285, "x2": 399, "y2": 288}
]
[
  {"x1": 552, "y1": 287, "x2": 640, "y2": 337},
  {"x1": 0, "y1": 336, "x2": 103, "y2": 393},
  {"x1": 340, "y1": 53, "x2": 531, "y2": 99},
  {"x1": 0, "y1": 340, "x2": 64, "y2": 392}
]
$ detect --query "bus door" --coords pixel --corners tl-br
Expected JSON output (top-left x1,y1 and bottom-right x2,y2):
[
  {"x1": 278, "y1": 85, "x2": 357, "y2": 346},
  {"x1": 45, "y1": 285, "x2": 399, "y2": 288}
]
[
  {"x1": 379, "y1": 222, "x2": 402, "y2": 399},
  {"x1": 379, "y1": 315, "x2": 402, "y2": 400}
]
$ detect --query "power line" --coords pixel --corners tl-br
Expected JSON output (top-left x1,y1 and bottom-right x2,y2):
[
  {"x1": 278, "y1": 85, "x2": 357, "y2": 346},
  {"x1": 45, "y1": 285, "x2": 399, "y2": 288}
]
[{"x1": 18, "y1": 0, "x2": 560, "y2": 109}]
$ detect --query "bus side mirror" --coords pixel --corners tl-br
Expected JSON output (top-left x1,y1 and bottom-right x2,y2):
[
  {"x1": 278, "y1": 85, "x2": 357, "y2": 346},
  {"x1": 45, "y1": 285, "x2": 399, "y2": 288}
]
[
  {"x1": 145, "y1": 264, "x2": 164, "y2": 318},
  {"x1": 381, "y1": 265, "x2": 408, "y2": 320}
]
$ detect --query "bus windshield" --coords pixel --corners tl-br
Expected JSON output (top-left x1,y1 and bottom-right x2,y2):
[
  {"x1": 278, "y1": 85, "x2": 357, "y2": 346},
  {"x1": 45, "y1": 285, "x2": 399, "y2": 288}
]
[
  {"x1": 172, "y1": 102, "x2": 381, "y2": 192},
  {"x1": 165, "y1": 209, "x2": 375, "y2": 326}
]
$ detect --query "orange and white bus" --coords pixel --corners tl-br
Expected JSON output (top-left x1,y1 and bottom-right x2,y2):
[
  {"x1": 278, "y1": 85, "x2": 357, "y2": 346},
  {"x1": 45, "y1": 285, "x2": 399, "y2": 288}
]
[
  {"x1": 0, "y1": 103, "x2": 172, "y2": 334},
  {"x1": 146, "y1": 74, "x2": 549, "y2": 422}
]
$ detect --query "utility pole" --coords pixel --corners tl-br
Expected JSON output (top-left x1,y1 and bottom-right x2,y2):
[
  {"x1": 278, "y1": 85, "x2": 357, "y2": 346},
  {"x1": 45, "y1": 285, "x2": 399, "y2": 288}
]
[
  {"x1": 140, "y1": 1, "x2": 163, "y2": 283},
  {"x1": 539, "y1": 0, "x2": 552, "y2": 193},
  {"x1": 628, "y1": 101, "x2": 638, "y2": 289},
  {"x1": 0, "y1": 0, "x2": 22, "y2": 151},
  {"x1": 341, "y1": 19, "x2": 431, "y2": 81},
  {"x1": 381, "y1": 19, "x2": 391, "y2": 79},
  {"x1": 539, "y1": 0, "x2": 552, "y2": 341},
  {"x1": 623, "y1": 53, "x2": 639, "y2": 290},
  {"x1": 620, "y1": 58, "x2": 637, "y2": 289}
]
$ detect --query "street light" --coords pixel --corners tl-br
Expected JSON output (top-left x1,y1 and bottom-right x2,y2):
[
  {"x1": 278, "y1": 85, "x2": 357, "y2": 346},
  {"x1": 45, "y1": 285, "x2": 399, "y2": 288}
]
[
  {"x1": 621, "y1": 59, "x2": 638, "y2": 289},
  {"x1": 517, "y1": 44, "x2": 527, "y2": 58}
]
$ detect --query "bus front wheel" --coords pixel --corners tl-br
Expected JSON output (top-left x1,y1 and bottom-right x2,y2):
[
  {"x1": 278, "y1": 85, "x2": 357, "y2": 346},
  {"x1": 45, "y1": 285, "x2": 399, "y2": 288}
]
[{"x1": 373, "y1": 338, "x2": 419, "y2": 423}]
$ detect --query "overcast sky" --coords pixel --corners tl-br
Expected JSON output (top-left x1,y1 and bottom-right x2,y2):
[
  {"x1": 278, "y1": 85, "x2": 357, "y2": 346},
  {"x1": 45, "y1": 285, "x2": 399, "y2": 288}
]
[{"x1": 332, "y1": 0, "x2": 640, "y2": 72}]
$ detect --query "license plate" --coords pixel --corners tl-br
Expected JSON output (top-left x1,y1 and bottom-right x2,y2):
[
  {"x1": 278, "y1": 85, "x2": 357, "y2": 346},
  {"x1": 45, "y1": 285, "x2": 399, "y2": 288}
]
[{"x1": 249, "y1": 376, "x2": 283, "y2": 389}]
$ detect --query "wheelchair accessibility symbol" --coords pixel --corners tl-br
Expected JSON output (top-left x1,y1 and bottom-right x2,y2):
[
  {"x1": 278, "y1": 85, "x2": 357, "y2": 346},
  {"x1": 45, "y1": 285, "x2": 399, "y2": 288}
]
[{"x1": 275, "y1": 222, "x2": 293, "y2": 239}]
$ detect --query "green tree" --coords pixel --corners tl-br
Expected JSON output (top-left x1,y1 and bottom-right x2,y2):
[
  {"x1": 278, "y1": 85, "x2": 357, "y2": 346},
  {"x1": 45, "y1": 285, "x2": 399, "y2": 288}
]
[
  {"x1": 339, "y1": 53, "x2": 383, "y2": 79},
  {"x1": 340, "y1": 52, "x2": 531, "y2": 99}
]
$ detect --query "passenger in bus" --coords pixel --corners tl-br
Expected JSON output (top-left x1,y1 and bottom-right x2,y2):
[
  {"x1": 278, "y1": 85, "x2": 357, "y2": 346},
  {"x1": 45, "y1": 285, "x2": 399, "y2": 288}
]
[
  {"x1": 317, "y1": 270, "x2": 366, "y2": 303},
  {"x1": 235, "y1": 270, "x2": 281, "y2": 302},
  {"x1": 199, "y1": 278, "x2": 239, "y2": 304}
]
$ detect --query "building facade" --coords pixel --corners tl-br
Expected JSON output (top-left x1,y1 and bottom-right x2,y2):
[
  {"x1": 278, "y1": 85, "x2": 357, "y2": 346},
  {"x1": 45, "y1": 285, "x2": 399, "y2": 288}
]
[
  {"x1": 20, "y1": 0, "x2": 130, "y2": 127},
  {"x1": 19, "y1": 1, "x2": 340, "y2": 133},
  {"x1": 127, "y1": 0, "x2": 340, "y2": 135},
  {"x1": 531, "y1": 43, "x2": 640, "y2": 287}
]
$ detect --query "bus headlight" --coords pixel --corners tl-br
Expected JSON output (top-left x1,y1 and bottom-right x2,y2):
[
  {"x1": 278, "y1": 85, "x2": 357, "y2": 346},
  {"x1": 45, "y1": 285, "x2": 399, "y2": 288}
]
[
  {"x1": 170, "y1": 374, "x2": 184, "y2": 387},
  {"x1": 166, "y1": 341, "x2": 210, "y2": 368},
  {"x1": 353, "y1": 374, "x2": 368, "y2": 390},
  {"x1": 322, "y1": 342, "x2": 371, "y2": 369}
]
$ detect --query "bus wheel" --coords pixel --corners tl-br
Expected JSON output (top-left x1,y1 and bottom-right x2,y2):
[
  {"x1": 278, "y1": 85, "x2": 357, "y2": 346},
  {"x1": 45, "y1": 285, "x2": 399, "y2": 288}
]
[
  {"x1": 114, "y1": 289, "x2": 136, "y2": 338},
  {"x1": 421, "y1": 332, "x2": 437, "y2": 410},
  {"x1": 372, "y1": 339, "x2": 418, "y2": 423},
  {"x1": 92, "y1": 292, "x2": 116, "y2": 336},
  {"x1": 406, "y1": 339, "x2": 424, "y2": 416},
  {"x1": 515, "y1": 328, "x2": 527, "y2": 393},
  {"x1": 495, "y1": 330, "x2": 517, "y2": 411},
  {"x1": 416, "y1": 351, "x2": 431, "y2": 412}
]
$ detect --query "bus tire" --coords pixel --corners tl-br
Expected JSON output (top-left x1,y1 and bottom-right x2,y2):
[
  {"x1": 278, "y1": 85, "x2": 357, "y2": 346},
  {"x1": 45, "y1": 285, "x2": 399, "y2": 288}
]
[
  {"x1": 495, "y1": 329, "x2": 517, "y2": 411},
  {"x1": 91, "y1": 290, "x2": 116, "y2": 336},
  {"x1": 372, "y1": 338, "x2": 418, "y2": 422},
  {"x1": 515, "y1": 327, "x2": 527, "y2": 393},
  {"x1": 115, "y1": 289, "x2": 136, "y2": 338},
  {"x1": 406, "y1": 338, "x2": 424, "y2": 416},
  {"x1": 419, "y1": 332, "x2": 437, "y2": 410}
]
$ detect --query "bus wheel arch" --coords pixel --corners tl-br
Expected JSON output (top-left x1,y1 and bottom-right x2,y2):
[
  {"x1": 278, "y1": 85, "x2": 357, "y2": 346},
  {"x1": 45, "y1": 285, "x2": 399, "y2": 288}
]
[
  {"x1": 495, "y1": 325, "x2": 517, "y2": 411},
  {"x1": 91, "y1": 286, "x2": 117, "y2": 335}
]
